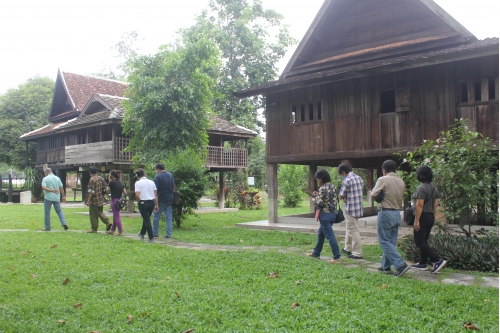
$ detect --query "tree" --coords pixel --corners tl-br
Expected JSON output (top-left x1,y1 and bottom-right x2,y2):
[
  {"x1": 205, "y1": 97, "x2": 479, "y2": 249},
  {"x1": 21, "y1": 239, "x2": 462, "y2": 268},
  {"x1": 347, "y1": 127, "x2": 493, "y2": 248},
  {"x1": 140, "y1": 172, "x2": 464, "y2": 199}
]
[
  {"x1": 246, "y1": 136, "x2": 267, "y2": 189},
  {"x1": 122, "y1": 36, "x2": 220, "y2": 163},
  {"x1": 0, "y1": 76, "x2": 54, "y2": 169},
  {"x1": 278, "y1": 164, "x2": 308, "y2": 208},
  {"x1": 181, "y1": 0, "x2": 296, "y2": 131},
  {"x1": 400, "y1": 119, "x2": 498, "y2": 226}
]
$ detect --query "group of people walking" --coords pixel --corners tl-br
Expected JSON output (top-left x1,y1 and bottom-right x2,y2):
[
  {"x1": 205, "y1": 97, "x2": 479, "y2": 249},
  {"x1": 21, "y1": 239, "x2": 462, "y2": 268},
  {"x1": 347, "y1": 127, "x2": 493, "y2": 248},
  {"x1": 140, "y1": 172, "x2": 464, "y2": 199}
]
[
  {"x1": 309, "y1": 160, "x2": 446, "y2": 277},
  {"x1": 41, "y1": 163, "x2": 176, "y2": 243}
]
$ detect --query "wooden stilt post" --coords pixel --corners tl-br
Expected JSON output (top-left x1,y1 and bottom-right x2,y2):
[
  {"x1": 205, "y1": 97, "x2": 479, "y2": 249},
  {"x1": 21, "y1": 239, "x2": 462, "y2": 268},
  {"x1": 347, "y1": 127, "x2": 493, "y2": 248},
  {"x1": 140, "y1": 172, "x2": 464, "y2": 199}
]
[
  {"x1": 218, "y1": 171, "x2": 224, "y2": 209},
  {"x1": 267, "y1": 163, "x2": 278, "y2": 223},
  {"x1": 309, "y1": 164, "x2": 317, "y2": 213},
  {"x1": 128, "y1": 169, "x2": 135, "y2": 213},
  {"x1": 366, "y1": 167, "x2": 374, "y2": 207}
]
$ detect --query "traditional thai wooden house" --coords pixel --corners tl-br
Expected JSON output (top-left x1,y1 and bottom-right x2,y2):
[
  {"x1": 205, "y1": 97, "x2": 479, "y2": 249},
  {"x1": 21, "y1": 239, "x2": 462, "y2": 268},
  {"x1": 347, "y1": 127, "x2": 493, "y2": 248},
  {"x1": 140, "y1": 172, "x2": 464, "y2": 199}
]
[
  {"x1": 234, "y1": 0, "x2": 499, "y2": 222},
  {"x1": 20, "y1": 70, "x2": 256, "y2": 206}
]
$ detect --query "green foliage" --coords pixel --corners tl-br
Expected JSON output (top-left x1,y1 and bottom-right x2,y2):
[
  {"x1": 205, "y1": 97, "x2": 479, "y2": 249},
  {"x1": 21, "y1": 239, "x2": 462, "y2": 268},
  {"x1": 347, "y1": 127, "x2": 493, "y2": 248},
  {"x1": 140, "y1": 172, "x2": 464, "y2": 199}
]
[
  {"x1": 122, "y1": 36, "x2": 220, "y2": 163},
  {"x1": 0, "y1": 76, "x2": 54, "y2": 169},
  {"x1": 247, "y1": 137, "x2": 267, "y2": 189},
  {"x1": 399, "y1": 233, "x2": 499, "y2": 272},
  {"x1": 236, "y1": 187, "x2": 262, "y2": 210},
  {"x1": 22, "y1": 167, "x2": 43, "y2": 199},
  {"x1": 161, "y1": 150, "x2": 208, "y2": 228},
  {"x1": 181, "y1": 0, "x2": 296, "y2": 131},
  {"x1": 278, "y1": 164, "x2": 307, "y2": 208},
  {"x1": 399, "y1": 119, "x2": 499, "y2": 225},
  {"x1": 226, "y1": 171, "x2": 249, "y2": 208}
]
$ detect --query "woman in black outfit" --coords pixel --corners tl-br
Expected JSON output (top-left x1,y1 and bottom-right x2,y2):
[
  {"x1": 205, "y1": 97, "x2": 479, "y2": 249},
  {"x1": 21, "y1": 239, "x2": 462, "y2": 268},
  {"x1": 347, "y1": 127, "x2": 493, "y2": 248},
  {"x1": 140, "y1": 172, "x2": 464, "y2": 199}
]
[
  {"x1": 411, "y1": 166, "x2": 446, "y2": 273},
  {"x1": 106, "y1": 170, "x2": 127, "y2": 236}
]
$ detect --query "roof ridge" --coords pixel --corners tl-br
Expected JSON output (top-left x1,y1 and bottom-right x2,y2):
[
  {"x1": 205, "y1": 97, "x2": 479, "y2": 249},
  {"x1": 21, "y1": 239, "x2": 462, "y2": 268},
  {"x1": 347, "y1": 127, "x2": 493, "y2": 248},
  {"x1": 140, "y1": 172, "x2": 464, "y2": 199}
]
[{"x1": 60, "y1": 70, "x2": 128, "y2": 86}]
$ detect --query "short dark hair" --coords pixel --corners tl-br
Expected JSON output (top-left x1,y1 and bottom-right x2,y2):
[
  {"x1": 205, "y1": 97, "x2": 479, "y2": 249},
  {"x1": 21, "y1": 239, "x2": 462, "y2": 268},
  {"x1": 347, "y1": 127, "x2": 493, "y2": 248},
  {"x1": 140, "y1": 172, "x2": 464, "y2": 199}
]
[
  {"x1": 110, "y1": 170, "x2": 121, "y2": 179},
  {"x1": 381, "y1": 160, "x2": 397, "y2": 173},
  {"x1": 136, "y1": 168, "x2": 145, "y2": 178},
  {"x1": 314, "y1": 169, "x2": 331, "y2": 184},
  {"x1": 89, "y1": 166, "x2": 98, "y2": 175},
  {"x1": 416, "y1": 165, "x2": 433, "y2": 183},
  {"x1": 338, "y1": 164, "x2": 352, "y2": 175},
  {"x1": 155, "y1": 163, "x2": 165, "y2": 170}
]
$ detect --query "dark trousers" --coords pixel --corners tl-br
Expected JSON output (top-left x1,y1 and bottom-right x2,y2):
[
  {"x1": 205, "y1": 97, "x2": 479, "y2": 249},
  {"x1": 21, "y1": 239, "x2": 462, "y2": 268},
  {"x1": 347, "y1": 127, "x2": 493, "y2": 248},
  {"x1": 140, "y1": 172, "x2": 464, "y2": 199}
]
[
  {"x1": 138, "y1": 200, "x2": 154, "y2": 240},
  {"x1": 414, "y1": 212, "x2": 440, "y2": 264}
]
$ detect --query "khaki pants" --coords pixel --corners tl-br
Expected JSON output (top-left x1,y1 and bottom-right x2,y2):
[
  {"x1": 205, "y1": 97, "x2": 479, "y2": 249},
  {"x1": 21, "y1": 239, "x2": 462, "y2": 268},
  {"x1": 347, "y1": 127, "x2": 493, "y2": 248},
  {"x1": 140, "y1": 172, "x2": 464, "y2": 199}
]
[
  {"x1": 344, "y1": 211, "x2": 363, "y2": 256},
  {"x1": 89, "y1": 205, "x2": 110, "y2": 231}
]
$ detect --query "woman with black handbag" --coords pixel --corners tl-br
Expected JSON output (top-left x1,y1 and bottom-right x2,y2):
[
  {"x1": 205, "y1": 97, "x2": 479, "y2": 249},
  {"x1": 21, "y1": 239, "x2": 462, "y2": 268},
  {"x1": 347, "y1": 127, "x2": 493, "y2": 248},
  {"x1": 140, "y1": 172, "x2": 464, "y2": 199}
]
[
  {"x1": 411, "y1": 166, "x2": 446, "y2": 273},
  {"x1": 106, "y1": 170, "x2": 127, "y2": 236},
  {"x1": 307, "y1": 169, "x2": 342, "y2": 264}
]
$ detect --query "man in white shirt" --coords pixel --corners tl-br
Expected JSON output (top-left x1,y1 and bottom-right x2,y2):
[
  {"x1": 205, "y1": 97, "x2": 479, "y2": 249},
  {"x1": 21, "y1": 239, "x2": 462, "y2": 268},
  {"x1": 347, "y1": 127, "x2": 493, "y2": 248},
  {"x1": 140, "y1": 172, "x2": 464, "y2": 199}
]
[{"x1": 134, "y1": 168, "x2": 158, "y2": 242}]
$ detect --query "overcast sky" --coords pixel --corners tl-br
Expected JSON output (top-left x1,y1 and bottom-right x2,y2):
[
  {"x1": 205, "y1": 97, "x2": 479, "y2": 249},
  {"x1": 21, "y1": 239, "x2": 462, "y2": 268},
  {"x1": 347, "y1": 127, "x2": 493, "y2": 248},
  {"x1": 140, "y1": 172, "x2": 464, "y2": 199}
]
[{"x1": 0, "y1": 0, "x2": 498, "y2": 95}]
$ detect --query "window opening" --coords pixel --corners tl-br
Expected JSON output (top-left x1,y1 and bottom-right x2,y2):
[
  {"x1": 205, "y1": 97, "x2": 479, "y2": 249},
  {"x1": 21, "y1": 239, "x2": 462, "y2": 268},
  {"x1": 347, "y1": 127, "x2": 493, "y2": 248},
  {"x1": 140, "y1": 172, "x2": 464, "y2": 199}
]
[
  {"x1": 300, "y1": 105, "x2": 305, "y2": 122},
  {"x1": 291, "y1": 106, "x2": 296, "y2": 124},
  {"x1": 380, "y1": 90, "x2": 395, "y2": 114},
  {"x1": 488, "y1": 80, "x2": 496, "y2": 100},
  {"x1": 460, "y1": 82, "x2": 468, "y2": 103},
  {"x1": 474, "y1": 81, "x2": 481, "y2": 101},
  {"x1": 309, "y1": 104, "x2": 314, "y2": 121},
  {"x1": 317, "y1": 102, "x2": 322, "y2": 120}
]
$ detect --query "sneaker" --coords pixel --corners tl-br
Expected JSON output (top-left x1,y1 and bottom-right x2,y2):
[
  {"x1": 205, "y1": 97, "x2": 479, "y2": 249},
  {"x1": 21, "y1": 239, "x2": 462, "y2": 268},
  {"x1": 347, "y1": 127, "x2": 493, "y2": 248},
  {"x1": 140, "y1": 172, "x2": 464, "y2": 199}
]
[
  {"x1": 348, "y1": 255, "x2": 363, "y2": 259},
  {"x1": 327, "y1": 259, "x2": 341, "y2": 264},
  {"x1": 147, "y1": 238, "x2": 155, "y2": 243},
  {"x1": 341, "y1": 248, "x2": 352, "y2": 256},
  {"x1": 138, "y1": 232, "x2": 144, "y2": 240},
  {"x1": 394, "y1": 263, "x2": 411, "y2": 277},
  {"x1": 164, "y1": 235, "x2": 172, "y2": 239},
  {"x1": 411, "y1": 263, "x2": 429, "y2": 271},
  {"x1": 431, "y1": 259, "x2": 447, "y2": 274},
  {"x1": 153, "y1": 234, "x2": 159, "y2": 238},
  {"x1": 106, "y1": 223, "x2": 112, "y2": 232},
  {"x1": 378, "y1": 267, "x2": 392, "y2": 274},
  {"x1": 63, "y1": 225, "x2": 69, "y2": 230},
  {"x1": 40, "y1": 228, "x2": 51, "y2": 231},
  {"x1": 86, "y1": 230, "x2": 97, "y2": 233}
]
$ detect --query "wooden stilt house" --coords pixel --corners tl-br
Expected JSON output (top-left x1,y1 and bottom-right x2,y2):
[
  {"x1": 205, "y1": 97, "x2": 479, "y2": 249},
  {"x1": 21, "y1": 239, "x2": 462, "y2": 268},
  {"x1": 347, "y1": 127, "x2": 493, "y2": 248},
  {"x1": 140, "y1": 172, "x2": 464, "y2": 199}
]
[
  {"x1": 234, "y1": 0, "x2": 499, "y2": 222},
  {"x1": 20, "y1": 70, "x2": 256, "y2": 207}
]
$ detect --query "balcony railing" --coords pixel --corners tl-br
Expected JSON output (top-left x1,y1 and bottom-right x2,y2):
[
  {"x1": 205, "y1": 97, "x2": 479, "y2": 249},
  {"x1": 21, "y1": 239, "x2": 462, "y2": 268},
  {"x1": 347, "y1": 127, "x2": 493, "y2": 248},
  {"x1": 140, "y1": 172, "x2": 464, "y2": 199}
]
[{"x1": 205, "y1": 146, "x2": 248, "y2": 168}]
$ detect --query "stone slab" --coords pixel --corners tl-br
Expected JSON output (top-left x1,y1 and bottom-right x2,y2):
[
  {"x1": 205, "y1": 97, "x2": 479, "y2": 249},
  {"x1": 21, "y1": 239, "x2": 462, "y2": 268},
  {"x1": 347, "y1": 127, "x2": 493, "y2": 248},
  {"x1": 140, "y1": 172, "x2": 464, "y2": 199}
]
[
  {"x1": 479, "y1": 276, "x2": 499, "y2": 288},
  {"x1": 442, "y1": 273, "x2": 476, "y2": 286}
]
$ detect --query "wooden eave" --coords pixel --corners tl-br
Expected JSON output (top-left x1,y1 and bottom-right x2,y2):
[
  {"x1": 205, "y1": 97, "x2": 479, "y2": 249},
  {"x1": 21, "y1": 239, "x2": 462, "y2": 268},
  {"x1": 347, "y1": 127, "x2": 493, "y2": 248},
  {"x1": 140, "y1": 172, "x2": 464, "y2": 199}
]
[
  {"x1": 235, "y1": 39, "x2": 499, "y2": 98},
  {"x1": 54, "y1": 118, "x2": 122, "y2": 134},
  {"x1": 207, "y1": 130, "x2": 257, "y2": 140}
]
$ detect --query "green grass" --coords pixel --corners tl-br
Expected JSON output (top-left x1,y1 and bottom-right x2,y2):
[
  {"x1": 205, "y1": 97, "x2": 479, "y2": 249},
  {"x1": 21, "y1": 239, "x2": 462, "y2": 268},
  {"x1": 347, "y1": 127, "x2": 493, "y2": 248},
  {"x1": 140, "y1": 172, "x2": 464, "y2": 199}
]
[{"x1": 1, "y1": 231, "x2": 498, "y2": 332}]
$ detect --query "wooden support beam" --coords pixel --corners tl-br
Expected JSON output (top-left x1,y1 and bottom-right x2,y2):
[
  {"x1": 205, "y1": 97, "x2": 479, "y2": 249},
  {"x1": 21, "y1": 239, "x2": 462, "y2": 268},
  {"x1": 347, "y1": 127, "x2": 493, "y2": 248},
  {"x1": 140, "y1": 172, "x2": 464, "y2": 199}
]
[
  {"x1": 267, "y1": 163, "x2": 278, "y2": 223},
  {"x1": 127, "y1": 170, "x2": 135, "y2": 213},
  {"x1": 366, "y1": 167, "x2": 374, "y2": 207},
  {"x1": 308, "y1": 164, "x2": 317, "y2": 213},
  {"x1": 218, "y1": 171, "x2": 225, "y2": 209}
]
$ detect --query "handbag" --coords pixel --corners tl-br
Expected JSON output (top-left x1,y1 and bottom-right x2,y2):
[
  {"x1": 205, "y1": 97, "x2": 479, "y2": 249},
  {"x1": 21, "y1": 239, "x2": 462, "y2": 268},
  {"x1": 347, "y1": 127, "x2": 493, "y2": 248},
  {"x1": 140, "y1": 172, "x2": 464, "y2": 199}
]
[
  {"x1": 173, "y1": 192, "x2": 180, "y2": 206},
  {"x1": 334, "y1": 194, "x2": 345, "y2": 224},
  {"x1": 114, "y1": 194, "x2": 127, "y2": 211}
]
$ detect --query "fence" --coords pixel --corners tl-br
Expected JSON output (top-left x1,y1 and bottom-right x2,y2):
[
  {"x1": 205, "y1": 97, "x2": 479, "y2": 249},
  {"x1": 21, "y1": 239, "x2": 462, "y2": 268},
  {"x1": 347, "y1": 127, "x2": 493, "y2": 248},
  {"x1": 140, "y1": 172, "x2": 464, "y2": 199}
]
[{"x1": 0, "y1": 174, "x2": 26, "y2": 203}]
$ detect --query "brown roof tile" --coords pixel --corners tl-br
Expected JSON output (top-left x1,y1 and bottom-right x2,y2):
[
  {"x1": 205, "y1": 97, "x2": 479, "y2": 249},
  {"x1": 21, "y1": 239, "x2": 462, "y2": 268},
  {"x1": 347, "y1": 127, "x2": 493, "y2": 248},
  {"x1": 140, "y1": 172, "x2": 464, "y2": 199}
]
[
  {"x1": 19, "y1": 122, "x2": 67, "y2": 139},
  {"x1": 209, "y1": 115, "x2": 258, "y2": 137}
]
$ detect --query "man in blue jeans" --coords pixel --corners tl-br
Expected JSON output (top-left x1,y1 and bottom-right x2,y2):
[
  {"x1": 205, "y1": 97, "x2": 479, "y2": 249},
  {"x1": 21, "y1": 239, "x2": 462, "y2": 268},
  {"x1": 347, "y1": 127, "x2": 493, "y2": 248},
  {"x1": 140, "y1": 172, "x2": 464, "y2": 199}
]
[
  {"x1": 152, "y1": 163, "x2": 176, "y2": 238},
  {"x1": 41, "y1": 168, "x2": 69, "y2": 231},
  {"x1": 370, "y1": 160, "x2": 409, "y2": 277}
]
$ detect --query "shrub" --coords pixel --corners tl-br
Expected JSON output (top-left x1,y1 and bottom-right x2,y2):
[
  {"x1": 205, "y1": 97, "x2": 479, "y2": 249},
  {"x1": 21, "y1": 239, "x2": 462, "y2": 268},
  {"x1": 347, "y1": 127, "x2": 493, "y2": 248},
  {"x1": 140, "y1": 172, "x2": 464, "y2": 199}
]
[
  {"x1": 399, "y1": 233, "x2": 499, "y2": 272},
  {"x1": 236, "y1": 187, "x2": 262, "y2": 210},
  {"x1": 278, "y1": 164, "x2": 307, "y2": 208}
]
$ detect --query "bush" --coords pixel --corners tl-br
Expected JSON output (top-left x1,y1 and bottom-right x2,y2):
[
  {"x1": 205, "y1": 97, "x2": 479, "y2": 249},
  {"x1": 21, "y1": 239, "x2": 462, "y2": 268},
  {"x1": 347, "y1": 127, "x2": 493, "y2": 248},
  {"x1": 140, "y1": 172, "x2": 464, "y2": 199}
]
[
  {"x1": 399, "y1": 233, "x2": 499, "y2": 272},
  {"x1": 236, "y1": 187, "x2": 262, "y2": 210},
  {"x1": 278, "y1": 164, "x2": 307, "y2": 208}
]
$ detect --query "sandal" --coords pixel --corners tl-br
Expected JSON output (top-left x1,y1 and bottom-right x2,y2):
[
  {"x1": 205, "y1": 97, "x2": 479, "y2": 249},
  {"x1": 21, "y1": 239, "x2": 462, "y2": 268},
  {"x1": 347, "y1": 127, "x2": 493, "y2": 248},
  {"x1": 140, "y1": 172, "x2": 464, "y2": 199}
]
[
  {"x1": 327, "y1": 259, "x2": 341, "y2": 264},
  {"x1": 116, "y1": 233, "x2": 122, "y2": 236},
  {"x1": 106, "y1": 231, "x2": 114, "y2": 235}
]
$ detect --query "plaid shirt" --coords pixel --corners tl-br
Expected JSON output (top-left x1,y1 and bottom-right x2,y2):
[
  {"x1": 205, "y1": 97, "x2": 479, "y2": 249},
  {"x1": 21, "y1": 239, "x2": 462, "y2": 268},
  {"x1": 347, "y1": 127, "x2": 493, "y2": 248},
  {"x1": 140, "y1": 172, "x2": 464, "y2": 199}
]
[
  {"x1": 339, "y1": 172, "x2": 364, "y2": 217},
  {"x1": 88, "y1": 175, "x2": 106, "y2": 207}
]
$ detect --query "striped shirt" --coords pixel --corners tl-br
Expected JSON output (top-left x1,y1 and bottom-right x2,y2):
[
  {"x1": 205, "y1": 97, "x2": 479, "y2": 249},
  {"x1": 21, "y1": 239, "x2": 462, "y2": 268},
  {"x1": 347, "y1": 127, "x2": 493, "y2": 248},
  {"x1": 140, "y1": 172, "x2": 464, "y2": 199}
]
[{"x1": 339, "y1": 172, "x2": 364, "y2": 217}]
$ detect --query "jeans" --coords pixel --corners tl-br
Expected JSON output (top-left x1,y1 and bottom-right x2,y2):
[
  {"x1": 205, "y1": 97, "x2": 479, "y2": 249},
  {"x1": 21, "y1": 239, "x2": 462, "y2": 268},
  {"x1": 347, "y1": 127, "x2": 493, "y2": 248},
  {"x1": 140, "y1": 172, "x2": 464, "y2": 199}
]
[
  {"x1": 414, "y1": 212, "x2": 439, "y2": 264},
  {"x1": 44, "y1": 199, "x2": 67, "y2": 230},
  {"x1": 138, "y1": 200, "x2": 154, "y2": 240},
  {"x1": 89, "y1": 205, "x2": 110, "y2": 231},
  {"x1": 313, "y1": 211, "x2": 341, "y2": 259},
  {"x1": 110, "y1": 198, "x2": 123, "y2": 233},
  {"x1": 152, "y1": 203, "x2": 173, "y2": 237},
  {"x1": 377, "y1": 210, "x2": 405, "y2": 269}
]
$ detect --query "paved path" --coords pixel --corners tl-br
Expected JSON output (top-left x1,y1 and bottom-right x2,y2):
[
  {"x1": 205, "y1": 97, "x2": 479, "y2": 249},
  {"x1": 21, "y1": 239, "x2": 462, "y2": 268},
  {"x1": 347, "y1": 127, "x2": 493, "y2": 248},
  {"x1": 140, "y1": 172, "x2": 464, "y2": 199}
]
[{"x1": 5, "y1": 228, "x2": 495, "y2": 289}]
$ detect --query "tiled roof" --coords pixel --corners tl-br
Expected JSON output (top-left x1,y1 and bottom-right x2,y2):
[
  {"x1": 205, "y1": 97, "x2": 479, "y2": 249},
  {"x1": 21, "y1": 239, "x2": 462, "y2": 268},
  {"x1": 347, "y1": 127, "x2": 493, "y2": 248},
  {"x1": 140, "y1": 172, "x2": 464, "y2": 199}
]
[
  {"x1": 209, "y1": 115, "x2": 258, "y2": 137},
  {"x1": 61, "y1": 72, "x2": 128, "y2": 111},
  {"x1": 235, "y1": 38, "x2": 499, "y2": 98},
  {"x1": 19, "y1": 122, "x2": 67, "y2": 139}
]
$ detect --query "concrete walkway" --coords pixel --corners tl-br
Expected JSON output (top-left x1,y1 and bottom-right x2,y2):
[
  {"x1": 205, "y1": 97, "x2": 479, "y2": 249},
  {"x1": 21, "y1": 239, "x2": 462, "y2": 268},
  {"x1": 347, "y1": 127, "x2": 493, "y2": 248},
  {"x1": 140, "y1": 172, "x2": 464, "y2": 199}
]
[{"x1": 4, "y1": 228, "x2": 494, "y2": 288}]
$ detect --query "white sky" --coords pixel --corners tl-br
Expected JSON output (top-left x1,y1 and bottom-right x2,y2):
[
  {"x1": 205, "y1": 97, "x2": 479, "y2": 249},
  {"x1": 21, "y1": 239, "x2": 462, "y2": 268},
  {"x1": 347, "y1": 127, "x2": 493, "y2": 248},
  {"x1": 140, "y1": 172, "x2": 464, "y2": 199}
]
[{"x1": 0, "y1": 0, "x2": 498, "y2": 95}]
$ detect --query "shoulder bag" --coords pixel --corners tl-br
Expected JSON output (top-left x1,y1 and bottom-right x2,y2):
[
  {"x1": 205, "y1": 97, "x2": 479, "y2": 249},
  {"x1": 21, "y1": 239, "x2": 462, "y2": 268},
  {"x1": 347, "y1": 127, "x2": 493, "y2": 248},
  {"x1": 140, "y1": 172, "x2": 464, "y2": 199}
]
[
  {"x1": 405, "y1": 186, "x2": 436, "y2": 226},
  {"x1": 114, "y1": 194, "x2": 127, "y2": 211}
]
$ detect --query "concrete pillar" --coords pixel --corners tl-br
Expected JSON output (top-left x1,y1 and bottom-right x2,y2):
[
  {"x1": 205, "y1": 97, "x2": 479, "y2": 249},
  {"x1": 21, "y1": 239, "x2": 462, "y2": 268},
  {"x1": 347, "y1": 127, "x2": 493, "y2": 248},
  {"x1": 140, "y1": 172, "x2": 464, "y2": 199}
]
[
  {"x1": 128, "y1": 169, "x2": 135, "y2": 213},
  {"x1": 267, "y1": 163, "x2": 278, "y2": 223},
  {"x1": 366, "y1": 167, "x2": 374, "y2": 207},
  {"x1": 308, "y1": 164, "x2": 317, "y2": 213},
  {"x1": 20, "y1": 191, "x2": 31, "y2": 204},
  {"x1": 218, "y1": 171, "x2": 224, "y2": 209}
]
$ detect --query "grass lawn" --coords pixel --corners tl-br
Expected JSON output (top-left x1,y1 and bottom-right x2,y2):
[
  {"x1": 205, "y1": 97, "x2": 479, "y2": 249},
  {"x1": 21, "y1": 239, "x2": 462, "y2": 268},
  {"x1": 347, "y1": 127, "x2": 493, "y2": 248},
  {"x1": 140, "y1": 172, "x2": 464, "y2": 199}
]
[{"x1": 0, "y1": 202, "x2": 498, "y2": 332}]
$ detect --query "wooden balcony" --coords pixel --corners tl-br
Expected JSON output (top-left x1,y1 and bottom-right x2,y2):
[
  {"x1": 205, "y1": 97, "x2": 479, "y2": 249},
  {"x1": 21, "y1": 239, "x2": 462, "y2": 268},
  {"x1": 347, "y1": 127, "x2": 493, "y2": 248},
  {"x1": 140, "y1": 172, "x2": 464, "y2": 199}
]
[
  {"x1": 205, "y1": 146, "x2": 248, "y2": 170},
  {"x1": 63, "y1": 137, "x2": 134, "y2": 166},
  {"x1": 36, "y1": 149, "x2": 65, "y2": 164}
]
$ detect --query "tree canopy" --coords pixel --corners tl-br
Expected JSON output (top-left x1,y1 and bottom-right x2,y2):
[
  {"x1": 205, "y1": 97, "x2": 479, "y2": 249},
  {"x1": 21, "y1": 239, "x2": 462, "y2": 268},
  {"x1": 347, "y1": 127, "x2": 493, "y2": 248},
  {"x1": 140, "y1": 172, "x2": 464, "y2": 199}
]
[
  {"x1": 0, "y1": 76, "x2": 54, "y2": 169},
  {"x1": 122, "y1": 36, "x2": 220, "y2": 163},
  {"x1": 181, "y1": 0, "x2": 296, "y2": 131}
]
